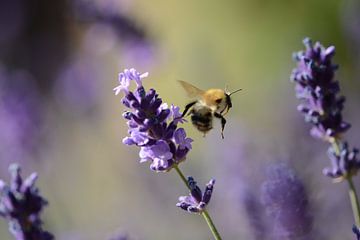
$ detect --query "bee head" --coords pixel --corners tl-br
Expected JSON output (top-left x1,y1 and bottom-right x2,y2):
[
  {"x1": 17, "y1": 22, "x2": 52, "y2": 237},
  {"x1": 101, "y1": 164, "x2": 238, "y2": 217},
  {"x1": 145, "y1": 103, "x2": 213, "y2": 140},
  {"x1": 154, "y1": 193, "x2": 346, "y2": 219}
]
[
  {"x1": 225, "y1": 93, "x2": 233, "y2": 109},
  {"x1": 224, "y1": 88, "x2": 242, "y2": 112}
]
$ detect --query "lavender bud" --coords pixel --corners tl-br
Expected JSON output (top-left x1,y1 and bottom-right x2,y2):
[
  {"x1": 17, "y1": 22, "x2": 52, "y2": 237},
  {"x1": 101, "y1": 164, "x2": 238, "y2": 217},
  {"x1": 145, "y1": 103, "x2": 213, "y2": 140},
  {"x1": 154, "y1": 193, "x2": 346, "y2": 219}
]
[{"x1": 176, "y1": 177, "x2": 215, "y2": 214}]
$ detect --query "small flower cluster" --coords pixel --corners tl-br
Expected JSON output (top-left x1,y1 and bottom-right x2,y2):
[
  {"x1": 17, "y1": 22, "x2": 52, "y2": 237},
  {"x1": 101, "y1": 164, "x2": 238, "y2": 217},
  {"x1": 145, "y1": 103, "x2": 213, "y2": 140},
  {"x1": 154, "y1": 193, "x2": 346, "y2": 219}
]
[
  {"x1": 176, "y1": 177, "x2": 215, "y2": 213},
  {"x1": 291, "y1": 38, "x2": 350, "y2": 141},
  {"x1": 323, "y1": 142, "x2": 360, "y2": 180},
  {"x1": 0, "y1": 164, "x2": 53, "y2": 240},
  {"x1": 261, "y1": 163, "x2": 313, "y2": 239},
  {"x1": 114, "y1": 68, "x2": 193, "y2": 172},
  {"x1": 291, "y1": 38, "x2": 360, "y2": 180}
]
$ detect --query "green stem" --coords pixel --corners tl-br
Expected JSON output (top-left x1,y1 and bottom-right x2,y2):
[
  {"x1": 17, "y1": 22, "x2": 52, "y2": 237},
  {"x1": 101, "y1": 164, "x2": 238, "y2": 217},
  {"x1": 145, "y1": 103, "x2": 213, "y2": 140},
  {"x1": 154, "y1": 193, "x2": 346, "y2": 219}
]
[
  {"x1": 201, "y1": 210, "x2": 222, "y2": 240},
  {"x1": 347, "y1": 177, "x2": 360, "y2": 226},
  {"x1": 331, "y1": 139, "x2": 360, "y2": 226},
  {"x1": 174, "y1": 165, "x2": 222, "y2": 240},
  {"x1": 174, "y1": 165, "x2": 189, "y2": 189}
]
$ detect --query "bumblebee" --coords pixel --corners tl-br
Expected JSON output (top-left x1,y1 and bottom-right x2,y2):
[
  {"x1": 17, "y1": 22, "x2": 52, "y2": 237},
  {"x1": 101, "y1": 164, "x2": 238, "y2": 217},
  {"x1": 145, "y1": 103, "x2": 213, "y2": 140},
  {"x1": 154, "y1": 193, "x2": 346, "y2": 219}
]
[{"x1": 178, "y1": 80, "x2": 241, "y2": 139}]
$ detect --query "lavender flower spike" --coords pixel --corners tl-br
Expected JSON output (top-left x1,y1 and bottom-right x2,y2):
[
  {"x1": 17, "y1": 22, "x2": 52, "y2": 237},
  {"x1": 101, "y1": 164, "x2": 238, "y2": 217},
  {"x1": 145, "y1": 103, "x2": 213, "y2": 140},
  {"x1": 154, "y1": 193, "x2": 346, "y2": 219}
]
[
  {"x1": 115, "y1": 68, "x2": 193, "y2": 172},
  {"x1": 0, "y1": 164, "x2": 54, "y2": 240},
  {"x1": 176, "y1": 177, "x2": 215, "y2": 213},
  {"x1": 291, "y1": 37, "x2": 350, "y2": 142},
  {"x1": 291, "y1": 38, "x2": 360, "y2": 180}
]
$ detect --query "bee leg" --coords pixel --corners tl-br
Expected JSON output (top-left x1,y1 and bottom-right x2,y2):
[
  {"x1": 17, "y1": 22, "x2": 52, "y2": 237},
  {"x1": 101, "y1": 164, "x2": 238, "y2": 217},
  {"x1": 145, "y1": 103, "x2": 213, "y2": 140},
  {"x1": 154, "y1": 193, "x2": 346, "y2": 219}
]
[
  {"x1": 181, "y1": 101, "x2": 197, "y2": 117},
  {"x1": 214, "y1": 112, "x2": 226, "y2": 139}
]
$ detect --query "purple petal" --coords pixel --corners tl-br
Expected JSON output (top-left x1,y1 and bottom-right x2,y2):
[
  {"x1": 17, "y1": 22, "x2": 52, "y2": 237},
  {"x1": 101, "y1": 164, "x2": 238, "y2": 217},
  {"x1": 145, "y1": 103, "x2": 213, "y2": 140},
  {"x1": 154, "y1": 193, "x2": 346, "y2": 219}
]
[{"x1": 202, "y1": 179, "x2": 215, "y2": 204}]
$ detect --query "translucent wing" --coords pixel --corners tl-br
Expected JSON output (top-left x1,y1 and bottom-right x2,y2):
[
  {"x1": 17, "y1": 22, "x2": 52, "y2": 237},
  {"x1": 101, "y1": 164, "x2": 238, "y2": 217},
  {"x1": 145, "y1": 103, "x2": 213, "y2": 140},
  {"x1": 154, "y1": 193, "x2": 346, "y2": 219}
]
[{"x1": 178, "y1": 80, "x2": 205, "y2": 98}]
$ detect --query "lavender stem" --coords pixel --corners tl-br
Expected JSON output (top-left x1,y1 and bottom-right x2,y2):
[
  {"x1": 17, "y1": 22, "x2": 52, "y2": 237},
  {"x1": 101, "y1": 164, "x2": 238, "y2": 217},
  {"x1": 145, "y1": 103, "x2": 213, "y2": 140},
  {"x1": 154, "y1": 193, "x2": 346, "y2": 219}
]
[
  {"x1": 347, "y1": 177, "x2": 360, "y2": 226},
  {"x1": 201, "y1": 210, "x2": 222, "y2": 240},
  {"x1": 174, "y1": 165, "x2": 189, "y2": 189},
  {"x1": 332, "y1": 139, "x2": 360, "y2": 226},
  {"x1": 174, "y1": 165, "x2": 222, "y2": 240}
]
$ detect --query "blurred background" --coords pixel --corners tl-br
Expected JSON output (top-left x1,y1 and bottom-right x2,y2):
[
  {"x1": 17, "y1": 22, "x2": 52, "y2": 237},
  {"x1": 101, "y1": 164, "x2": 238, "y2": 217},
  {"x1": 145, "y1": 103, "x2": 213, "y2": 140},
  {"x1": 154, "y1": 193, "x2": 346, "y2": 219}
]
[{"x1": 0, "y1": 0, "x2": 360, "y2": 239}]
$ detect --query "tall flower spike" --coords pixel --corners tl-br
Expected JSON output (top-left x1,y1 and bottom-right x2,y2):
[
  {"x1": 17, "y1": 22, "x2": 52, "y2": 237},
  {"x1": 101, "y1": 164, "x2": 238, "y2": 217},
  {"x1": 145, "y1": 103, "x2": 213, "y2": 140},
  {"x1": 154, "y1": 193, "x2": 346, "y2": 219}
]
[
  {"x1": 291, "y1": 37, "x2": 350, "y2": 142},
  {"x1": 115, "y1": 68, "x2": 192, "y2": 172},
  {"x1": 291, "y1": 38, "x2": 360, "y2": 180},
  {"x1": 0, "y1": 164, "x2": 54, "y2": 240},
  {"x1": 176, "y1": 177, "x2": 215, "y2": 213},
  {"x1": 261, "y1": 163, "x2": 313, "y2": 239}
]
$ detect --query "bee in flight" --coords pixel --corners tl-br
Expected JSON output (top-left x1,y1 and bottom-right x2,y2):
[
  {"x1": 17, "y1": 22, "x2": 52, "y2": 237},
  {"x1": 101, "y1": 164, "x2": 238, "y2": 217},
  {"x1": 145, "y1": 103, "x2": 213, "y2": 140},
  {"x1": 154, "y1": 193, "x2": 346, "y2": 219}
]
[{"x1": 178, "y1": 80, "x2": 241, "y2": 139}]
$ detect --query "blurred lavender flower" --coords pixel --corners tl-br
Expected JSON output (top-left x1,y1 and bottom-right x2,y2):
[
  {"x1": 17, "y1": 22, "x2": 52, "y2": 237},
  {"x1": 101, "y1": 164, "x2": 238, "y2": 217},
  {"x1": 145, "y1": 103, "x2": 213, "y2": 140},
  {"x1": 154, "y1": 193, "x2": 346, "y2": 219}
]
[
  {"x1": 241, "y1": 188, "x2": 267, "y2": 240},
  {"x1": 323, "y1": 142, "x2": 360, "y2": 180},
  {"x1": 0, "y1": 66, "x2": 43, "y2": 167},
  {"x1": 73, "y1": 0, "x2": 147, "y2": 43},
  {"x1": 54, "y1": 57, "x2": 100, "y2": 115},
  {"x1": 291, "y1": 38, "x2": 349, "y2": 141},
  {"x1": 73, "y1": 0, "x2": 156, "y2": 68},
  {"x1": 1, "y1": 0, "x2": 70, "y2": 92},
  {"x1": 261, "y1": 163, "x2": 313, "y2": 239},
  {"x1": 0, "y1": 164, "x2": 53, "y2": 240},
  {"x1": 353, "y1": 225, "x2": 360, "y2": 240},
  {"x1": 115, "y1": 68, "x2": 193, "y2": 172},
  {"x1": 176, "y1": 177, "x2": 215, "y2": 213}
]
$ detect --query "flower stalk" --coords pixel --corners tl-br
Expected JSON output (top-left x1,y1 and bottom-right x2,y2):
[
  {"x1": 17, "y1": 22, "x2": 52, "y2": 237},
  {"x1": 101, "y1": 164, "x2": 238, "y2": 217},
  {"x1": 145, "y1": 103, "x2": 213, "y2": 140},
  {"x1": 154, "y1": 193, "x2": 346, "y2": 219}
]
[
  {"x1": 174, "y1": 165, "x2": 222, "y2": 240},
  {"x1": 330, "y1": 138, "x2": 360, "y2": 226},
  {"x1": 201, "y1": 210, "x2": 222, "y2": 240},
  {"x1": 114, "y1": 68, "x2": 222, "y2": 240},
  {"x1": 347, "y1": 177, "x2": 360, "y2": 226}
]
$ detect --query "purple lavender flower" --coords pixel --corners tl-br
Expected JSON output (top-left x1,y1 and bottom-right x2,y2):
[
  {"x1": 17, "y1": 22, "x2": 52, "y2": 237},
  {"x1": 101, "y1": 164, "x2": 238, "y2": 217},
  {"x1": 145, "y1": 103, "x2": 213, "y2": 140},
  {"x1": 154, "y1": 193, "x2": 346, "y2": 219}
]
[
  {"x1": 290, "y1": 38, "x2": 360, "y2": 180},
  {"x1": 0, "y1": 164, "x2": 53, "y2": 240},
  {"x1": 176, "y1": 177, "x2": 215, "y2": 213},
  {"x1": 323, "y1": 142, "x2": 360, "y2": 181},
  {"x1": 291, "y1": 38, "x2": 350, "y2": 141},
  {"x1": 353, "y1": 225, "x2": 360, "y2": 240},
  {"x1": 261, "y1": 163, "x2": 313, "y2": 239},
  {"x1": 115, "y1": 68, "x2": 193, "y2": 172}
]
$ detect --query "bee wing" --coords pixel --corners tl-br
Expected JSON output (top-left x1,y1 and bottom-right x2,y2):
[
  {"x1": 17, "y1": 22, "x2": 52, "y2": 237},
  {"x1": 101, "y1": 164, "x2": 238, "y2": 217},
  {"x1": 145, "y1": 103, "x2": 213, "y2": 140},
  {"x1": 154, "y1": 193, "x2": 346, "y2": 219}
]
[{"x1": 178, "y1": 80, "x2": 205, "y2": 98}]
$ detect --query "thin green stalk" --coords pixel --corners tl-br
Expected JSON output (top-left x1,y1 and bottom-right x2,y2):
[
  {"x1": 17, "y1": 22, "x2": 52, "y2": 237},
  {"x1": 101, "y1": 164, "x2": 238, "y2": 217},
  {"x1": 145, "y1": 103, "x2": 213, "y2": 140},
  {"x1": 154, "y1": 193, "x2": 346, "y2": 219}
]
[
  {"x1": 174, "y1": 165, "x2": 189, "y2": 189},
  {"x1": 347, "y1": 177, "x2": 360, "y2": 226},
  {"x1": 331, "y1": 139, "x2": 360, "y2": 226},
  {"x1": 174, "y1": 165, "x2": 222, "y2": 240},
  {"x1": 201, "y1": 210, "x2": 222, "y2": 240}
]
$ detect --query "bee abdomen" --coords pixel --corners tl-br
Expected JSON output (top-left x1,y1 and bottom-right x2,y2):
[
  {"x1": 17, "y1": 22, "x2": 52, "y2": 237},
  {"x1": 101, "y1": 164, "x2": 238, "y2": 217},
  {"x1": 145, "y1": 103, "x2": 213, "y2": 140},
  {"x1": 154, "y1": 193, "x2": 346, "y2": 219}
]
[{"x1": 191, "y1": 111, "x2": 213, "y2": 133}]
